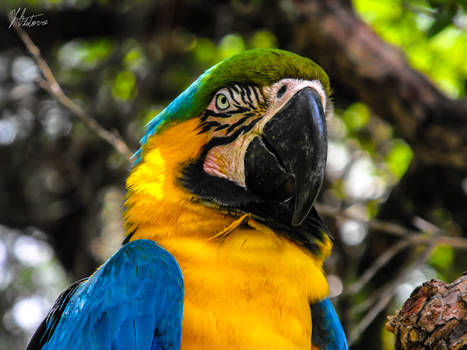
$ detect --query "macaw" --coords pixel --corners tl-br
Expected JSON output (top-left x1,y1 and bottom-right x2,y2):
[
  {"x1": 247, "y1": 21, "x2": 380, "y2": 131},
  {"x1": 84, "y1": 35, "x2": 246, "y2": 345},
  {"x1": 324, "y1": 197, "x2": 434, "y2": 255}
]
[{"x1": 27, "y1": 48, "x2": 347, "y2": 350}]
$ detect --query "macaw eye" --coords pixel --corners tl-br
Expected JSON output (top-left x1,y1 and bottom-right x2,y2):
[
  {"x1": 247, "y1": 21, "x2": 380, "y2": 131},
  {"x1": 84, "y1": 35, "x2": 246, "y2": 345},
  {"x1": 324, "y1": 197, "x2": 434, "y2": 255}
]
[{"x1": 215, "y1": 93, "x2": 230, "y2": 110}]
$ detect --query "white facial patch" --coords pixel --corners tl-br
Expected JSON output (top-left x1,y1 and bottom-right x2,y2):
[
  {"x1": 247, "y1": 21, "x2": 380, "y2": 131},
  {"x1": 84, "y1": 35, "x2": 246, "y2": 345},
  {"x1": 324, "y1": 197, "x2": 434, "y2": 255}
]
[
  {"x1": 262, "y1": 79, "x2": 328, "y2": 119},
  {"x1": 202, "y1": 78, "x2": 328, "y2": 188}
]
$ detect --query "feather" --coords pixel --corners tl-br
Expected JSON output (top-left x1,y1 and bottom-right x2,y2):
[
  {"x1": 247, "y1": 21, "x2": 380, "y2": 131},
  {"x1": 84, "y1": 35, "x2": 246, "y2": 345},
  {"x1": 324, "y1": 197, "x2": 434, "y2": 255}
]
[
  {"x1": 26, "y1": 239, "x2": 184, "y2": 350},
  {"x1": 310, "y1": 298, "x2": 348, "y2": 350}
]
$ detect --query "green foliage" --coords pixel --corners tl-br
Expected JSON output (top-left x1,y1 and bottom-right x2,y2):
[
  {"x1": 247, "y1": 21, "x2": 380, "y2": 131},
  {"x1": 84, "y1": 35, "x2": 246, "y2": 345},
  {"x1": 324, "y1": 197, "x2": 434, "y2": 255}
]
[
  {"x1": 382, "y1": 323, "x2": 396, "y2": 350},
  {"x1": 112, "y1": 70, "x2": 137, "y2": 101},
  {"x1": 58, "y1": 38, "x2": 115, "y2": 71},
  {"x1": 193, "y1": 31, "x2": 278, "y2": 69},
  {"x1": 429, "y1": 244, "x2": 455, "y2": 269},
  {"x1": 193, "y1": 38, "x2": 218, "y2": 66},
  {"x1": 123, "y1": 46, "x2": 145, "y2": 71},
  {"x1": 342, "y1": 103, "x2": 370, "y2": 131},
  {"x1": 80, "y1": 39, "x2": 114, "y2": 66},
  {"x1": 248, "y1": 30, "x2": 278, "y2": 49},
  {"x1": 218, "y1": 34, "x2": 246, "y2": 59},
  {"x1": 353, "y1": 0, "x2": 467, "y2": 97},
  {"x1": 385, "y1": 139, "x2": 413, "y2": 179}
]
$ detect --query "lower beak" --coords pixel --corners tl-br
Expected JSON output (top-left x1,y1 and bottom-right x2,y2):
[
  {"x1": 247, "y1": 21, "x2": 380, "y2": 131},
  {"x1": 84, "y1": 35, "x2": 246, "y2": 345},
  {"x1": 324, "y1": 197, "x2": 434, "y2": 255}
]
[{"x1": 245, "y1": 87, "x2": 327, "y2": 226}]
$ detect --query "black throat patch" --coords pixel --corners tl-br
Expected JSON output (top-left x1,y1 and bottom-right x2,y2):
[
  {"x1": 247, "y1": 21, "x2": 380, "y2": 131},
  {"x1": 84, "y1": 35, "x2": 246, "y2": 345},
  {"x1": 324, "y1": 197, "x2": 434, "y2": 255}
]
[{"x1": 181, "y1": 158, "x2": 331, "y2": 255}]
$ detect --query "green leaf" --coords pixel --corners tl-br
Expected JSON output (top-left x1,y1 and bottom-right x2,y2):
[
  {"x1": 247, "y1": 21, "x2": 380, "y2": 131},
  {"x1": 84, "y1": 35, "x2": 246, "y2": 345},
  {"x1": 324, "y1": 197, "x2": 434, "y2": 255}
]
[
  {"x1": 385, "y1": 139, "x2": 413, "y2": 179},
  {"x1": 112, "y1": 70, "x2": 137, "y2": 101},
  {"x1": 218, "y1": 34, "x2": 245, "y2": 59},
  {"x1": 193, "y1": 38, "x2": 217, "y2": 66},
  {"x1": 429, "y1": 244, "x2": 454, "y2": 269},
  {"x1": 80, "y1": 39, "x2": 115, "y2": 66},
  {"x1": 248, "y1": 30, "x2": 277, "y2": 49},
  {"x1": 353, "y1": 0, "x2": 467, "y2": 98},
  {"x1": 124, "y1": 47, "x2": 143, "y2": 68},
  {"x1": 342, "y1": 102, "x2": 370, "y2": 131}
]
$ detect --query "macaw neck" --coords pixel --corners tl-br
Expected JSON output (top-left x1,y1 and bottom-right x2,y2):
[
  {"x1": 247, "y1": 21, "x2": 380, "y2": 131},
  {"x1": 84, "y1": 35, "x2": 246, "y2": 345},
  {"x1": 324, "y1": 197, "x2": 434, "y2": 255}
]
[
  {"x1": 127, "y1": 194, "x2": 236, "y2": 242},
  {"x1": 124, "y1": 118, "x2": 236, "y2": 241}
]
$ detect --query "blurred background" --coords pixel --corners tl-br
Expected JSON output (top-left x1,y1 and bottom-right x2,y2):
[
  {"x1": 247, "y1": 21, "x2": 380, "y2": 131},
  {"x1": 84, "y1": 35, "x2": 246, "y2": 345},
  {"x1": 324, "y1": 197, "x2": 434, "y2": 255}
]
[{"x1": 1, "y1": 0, "x2": 466, "y2": 349}]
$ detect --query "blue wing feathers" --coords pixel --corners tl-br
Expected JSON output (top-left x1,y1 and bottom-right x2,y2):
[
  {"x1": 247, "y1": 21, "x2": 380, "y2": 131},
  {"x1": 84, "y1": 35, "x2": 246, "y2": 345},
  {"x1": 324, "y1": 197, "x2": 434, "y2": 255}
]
[
  {"x1": 310, "y1": 298, "x2": 348, "y2": 350},
  {"x1": 28, "y1": 239, "x2": 184, "y2": 350},
  {"x1": 30, "y1": 239, "x2": 347, "y2": 350}
]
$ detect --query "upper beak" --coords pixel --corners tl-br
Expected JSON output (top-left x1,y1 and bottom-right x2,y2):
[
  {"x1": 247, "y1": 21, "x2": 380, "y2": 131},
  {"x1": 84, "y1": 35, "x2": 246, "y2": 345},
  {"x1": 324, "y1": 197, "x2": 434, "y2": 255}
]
[{"x1": 245, "y1": 87, "x2": 327, "y2": 226}]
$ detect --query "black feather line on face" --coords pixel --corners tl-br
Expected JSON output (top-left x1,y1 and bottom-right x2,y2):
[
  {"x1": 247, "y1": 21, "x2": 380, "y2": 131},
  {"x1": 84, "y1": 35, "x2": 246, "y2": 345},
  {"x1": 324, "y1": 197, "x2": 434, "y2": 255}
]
[
  {"x1": 231, "y1": 85, "x2": 241, "y2": 95},
  {"x1": 230, "y1": 105, "x2": 251, "y2": 114},
  {"x1": 227, "y1": 86, "x2": 241, "y2": 105},
  {"x1": 226, "y1": 115, "x2": 255, "y2": 134},
  {"x1": 214, "y1": 123, "x2": 230, "y2": 131},
  {"x1": 199, "y1": 88, "x2": 255, "y2": 135},
  {"x1": 205, "y1": 118, "x2": 261, "y2": 149},
  {"x1": 198, "y1": 87, "x2": 261, "y2": 135},
  {"x1": 198, "y1": 120, "x2": 222, "y2": 134},
  {"x1": 246, "y1": 86, "x2": 253, "y2": 103},
  {"x1": 251, "y1": 86, "x2": 262, "y2": 106},
  {"x1": 202, "y1": 110, "x2": 231, "y2": 119},
  {"x1": 240, "y1": 86, "x2": 255, "y2": 109}
]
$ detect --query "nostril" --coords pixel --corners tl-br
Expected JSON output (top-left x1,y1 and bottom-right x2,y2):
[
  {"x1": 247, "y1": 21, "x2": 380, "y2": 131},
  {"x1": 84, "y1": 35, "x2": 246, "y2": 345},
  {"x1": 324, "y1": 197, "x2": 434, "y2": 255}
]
[{"x1": 277, "y1": 85, "x2": 287, "y2": 99}]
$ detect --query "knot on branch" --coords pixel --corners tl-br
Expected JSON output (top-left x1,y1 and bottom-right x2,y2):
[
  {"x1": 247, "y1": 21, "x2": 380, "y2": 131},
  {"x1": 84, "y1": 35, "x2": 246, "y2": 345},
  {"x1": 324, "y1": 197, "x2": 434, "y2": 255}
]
[{"x1": 386, "y1": 273, "x2": 467, "y2": 350}]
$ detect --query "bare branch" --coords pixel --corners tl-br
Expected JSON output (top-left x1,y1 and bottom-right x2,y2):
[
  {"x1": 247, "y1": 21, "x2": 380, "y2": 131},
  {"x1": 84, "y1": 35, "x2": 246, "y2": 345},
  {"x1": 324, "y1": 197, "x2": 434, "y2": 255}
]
[
  {"x1": 349, "y1": 246, "x2": 434, "y2": 345},
  {"x1": 319, "y1": 203, "x2": 467, "y2": 301},
  {"x1": 9, "y1": 12, "x2": 133, "y2": 161},
  {"x1": 346, "y1": 239, "x2": 412, "y2": 295},
  {"x1": 317, "y1": 203, "x2": 467, "y2": 249},
  {"x1": 344, "y1": 232, "x2": 467, "y2": 296}
]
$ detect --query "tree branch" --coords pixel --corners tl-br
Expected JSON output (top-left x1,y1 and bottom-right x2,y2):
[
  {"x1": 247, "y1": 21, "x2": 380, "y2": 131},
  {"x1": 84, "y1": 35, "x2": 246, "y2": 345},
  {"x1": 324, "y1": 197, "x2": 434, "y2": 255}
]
[
  {"x1": 349, "y1": 246, "x2": 434, "y2": 345},
  {"x1": 346, "y1": 239, "x2": 412, "y2": 295},
  {"x1": 9, "y1": 12, "x2": 133, "y2": 161},
  {"x1": 317, "y1": 203, "x2": 467, "y2": 248},
  {"x1": 386, "y1": 273, "x2": 467, "y2": 349}
]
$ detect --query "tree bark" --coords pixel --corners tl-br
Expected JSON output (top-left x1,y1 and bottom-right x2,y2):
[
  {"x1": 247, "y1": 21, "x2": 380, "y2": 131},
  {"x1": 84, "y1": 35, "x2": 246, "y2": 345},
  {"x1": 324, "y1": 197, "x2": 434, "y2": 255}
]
[{"x1": 386, "y1": 274, "x2": 467, "y2": 350}]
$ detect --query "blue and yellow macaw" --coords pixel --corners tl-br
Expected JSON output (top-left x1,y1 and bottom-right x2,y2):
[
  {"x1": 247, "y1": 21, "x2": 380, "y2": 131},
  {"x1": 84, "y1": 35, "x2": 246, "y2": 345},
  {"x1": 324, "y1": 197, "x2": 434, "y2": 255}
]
[{"x1": 27, "y1": 49, "x2": 347, "y2": 350}]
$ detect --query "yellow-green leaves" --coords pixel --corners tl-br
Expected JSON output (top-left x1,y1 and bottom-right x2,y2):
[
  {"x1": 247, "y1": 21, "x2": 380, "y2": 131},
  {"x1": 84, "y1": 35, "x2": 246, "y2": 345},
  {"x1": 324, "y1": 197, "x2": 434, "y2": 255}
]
[
  {"x1": 219, "y1": 34, "x2": 246, "y2": 60},
  {"x1": 112, "y1": 70, "x2": 137, "y2": 101},
  {"x1": 429, "y1": 244, "x2": 454, "y2": 270},
  {"x1": 353, "y1": 0, "x2": 467, "y2": 97},
  {"x1": 193, "y1": 38, "x2": 218, "y2": 65},
  {"x1": 385, "y1": 139, "x2": 413, "y2": 179},
  {"x1": 248, "y1": 30, "x2": 277, "y2": 49},
  {"x1": 342, "y1": 103, "x2": 370, "y2": 131},
  {"x1": 58, "y1": 38, "x2": 115, "y2": 71},
  {"x1": 192, "y1": 31, "x2": 278, "y2": 68}
]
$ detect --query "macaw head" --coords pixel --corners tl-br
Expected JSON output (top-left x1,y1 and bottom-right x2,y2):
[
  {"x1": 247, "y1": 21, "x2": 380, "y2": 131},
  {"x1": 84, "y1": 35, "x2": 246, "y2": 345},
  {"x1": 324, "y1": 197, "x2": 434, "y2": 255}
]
[{"x1": 125, "y1": 49, "x2": 332, "y2": 253}]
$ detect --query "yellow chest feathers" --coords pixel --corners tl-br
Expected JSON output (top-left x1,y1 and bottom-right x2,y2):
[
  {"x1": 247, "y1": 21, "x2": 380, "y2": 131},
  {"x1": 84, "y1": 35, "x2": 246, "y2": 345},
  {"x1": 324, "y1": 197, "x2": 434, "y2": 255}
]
[
  {"x1": 133, "y1": 221, "x2": 330, "y2": 350},
  {"x1": 126, "y1": 119, "x2": 331, "y2": 348}
]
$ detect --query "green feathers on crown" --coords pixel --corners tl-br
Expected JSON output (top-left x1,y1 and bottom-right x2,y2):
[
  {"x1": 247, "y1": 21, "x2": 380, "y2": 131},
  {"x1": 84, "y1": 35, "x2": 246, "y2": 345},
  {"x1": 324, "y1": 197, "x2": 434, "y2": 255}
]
[{"x1": 135, "y1": 49, "x2": 330, "y2": 162}]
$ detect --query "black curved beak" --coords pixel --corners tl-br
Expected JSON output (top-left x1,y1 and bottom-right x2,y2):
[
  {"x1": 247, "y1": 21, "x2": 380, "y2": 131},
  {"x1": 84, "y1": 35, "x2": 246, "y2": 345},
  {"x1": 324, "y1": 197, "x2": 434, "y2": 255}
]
[{"x1": 245, "y1": 87, "x2": 327, "y2": 226}]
